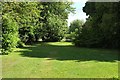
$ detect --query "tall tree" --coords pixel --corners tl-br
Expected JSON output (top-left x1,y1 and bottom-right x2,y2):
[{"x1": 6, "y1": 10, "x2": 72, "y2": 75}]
[
  {"x1": 74, "y1": 2, "x2": 120, "y2": 49},
  {"x1": 40, "y1": 2, "x2": 74, "y2": 42}
]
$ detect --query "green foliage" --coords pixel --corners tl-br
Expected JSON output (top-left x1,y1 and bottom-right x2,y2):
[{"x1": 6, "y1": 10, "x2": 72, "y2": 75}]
[
  {"x1": 40, "y1": 2, "x2": 73, "y2": 42},
  {"x1": 2, "y1": 2, "x2": 40, "y2": 53},
  {"x1": 17, "y1": 41, "x2": 25, "y2": 48},
  {"x1": 68, "y1": 19, "x2": 84, "y2": 42},
  {"x1": 74, "y1": 2, "x2": 120, "y2": 49},
  {"x1": 42, "y1": 14, "x2": 67, "y2": 42},
  {"x1": 65, "y1": 32, "x2": 76, "y2": 42},
  {"x1": 16, "y1": 2, "x2": 40, "y2": 44},
  {"x1": 2, "y1": 2, "x2": 74, "y2": 53},
  {"x1": 69, "y1": 19, "x2": 84, "y2": 33},
  {"x1": 2, "y1": 14, "x2": 19, "y2": 54}
]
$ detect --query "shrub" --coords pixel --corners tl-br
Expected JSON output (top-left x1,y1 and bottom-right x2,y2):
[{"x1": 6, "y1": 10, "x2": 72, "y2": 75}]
[
  {"x1": 17, "y1": 41, "x2": 25, "y2": 48},
  {"x1": 2, "y1": 14, "x2": 19, "y2": 54}
]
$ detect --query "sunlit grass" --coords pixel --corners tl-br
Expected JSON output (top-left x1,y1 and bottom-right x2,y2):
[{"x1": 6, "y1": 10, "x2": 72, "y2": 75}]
[
  {"x1": 46, "y1": 42, "x2": 73, "y2": 46},
  {"x1": 2, "y1": 42, "x2": 119, "y2": 78}
]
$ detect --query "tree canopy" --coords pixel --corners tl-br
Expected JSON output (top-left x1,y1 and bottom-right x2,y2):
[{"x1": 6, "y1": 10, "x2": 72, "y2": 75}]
[
  {"x1": 2, "y1": 2, "x2": 120, "y2": 54},
  {"x1": 2, "y1": 2, "x2": 74, "y2": 54},
  {"x1": 73, "y1": 2, "x2": 120, "y2": 49}
]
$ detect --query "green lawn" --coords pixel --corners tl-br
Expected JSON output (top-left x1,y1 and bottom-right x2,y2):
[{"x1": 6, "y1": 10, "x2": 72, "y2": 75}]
[{"x1": 1, "y1": 42, "x2": 119, "y2": 78}]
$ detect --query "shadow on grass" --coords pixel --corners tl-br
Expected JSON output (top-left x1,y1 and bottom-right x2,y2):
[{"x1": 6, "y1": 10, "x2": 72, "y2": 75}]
[{"x1": 18, "y1": 42, "x2": 119, "y2": 62}]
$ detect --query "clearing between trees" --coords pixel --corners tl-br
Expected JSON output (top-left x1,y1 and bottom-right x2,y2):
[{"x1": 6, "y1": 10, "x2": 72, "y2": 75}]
[{"x1": 2, "y1": 42, "x2": 119, "y2": 78}]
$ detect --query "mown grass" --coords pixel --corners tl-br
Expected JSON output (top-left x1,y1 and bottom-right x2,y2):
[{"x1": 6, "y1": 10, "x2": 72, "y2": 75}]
[{"x1": 1, "y1": 42, "x2": 119, "y2": 78}]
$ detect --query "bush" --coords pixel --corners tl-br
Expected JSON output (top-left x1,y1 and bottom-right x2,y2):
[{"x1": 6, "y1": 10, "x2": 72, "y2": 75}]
[
  {"x1": 2, "y1": 14, "x2": 19, "y2": 54},
  {"x1": 17, "y1": 41, "x2": 25, "y2": 48},
  {"x1": 73, "y1": 28, "x2": 103, "y2": 48}
]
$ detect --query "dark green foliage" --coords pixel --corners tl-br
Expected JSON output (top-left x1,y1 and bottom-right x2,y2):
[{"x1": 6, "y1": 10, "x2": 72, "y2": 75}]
[
  {"x1": 17, "y1": 41, "x2": 25, "y2": 48},
  {"x1": 74, "y1": 2, "x2": 120, "y2": 49}
]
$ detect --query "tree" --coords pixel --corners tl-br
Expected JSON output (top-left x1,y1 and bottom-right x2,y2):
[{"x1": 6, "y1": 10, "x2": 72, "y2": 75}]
[
  {"x1": 74, "y1": 2, "x2": 120, "y2": 49},
  {"x1": 16, "y1": 2, "x2": 40, "y2": 44},
  {"x1": 1, "y1": 2, "x2": 75, "y2": 54},
  {"x1": 2, "y1": 2, "x2": 40, "y2": 53},
  {"x1": 68, "y1": 19, "x2": 84, "y2": 41},
  {"x1": 69, "y1": 19, "x2": 84, "y2": 33},
  {"x1": 40, "y1": 2, "x2": 74, "y2": 42}
]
